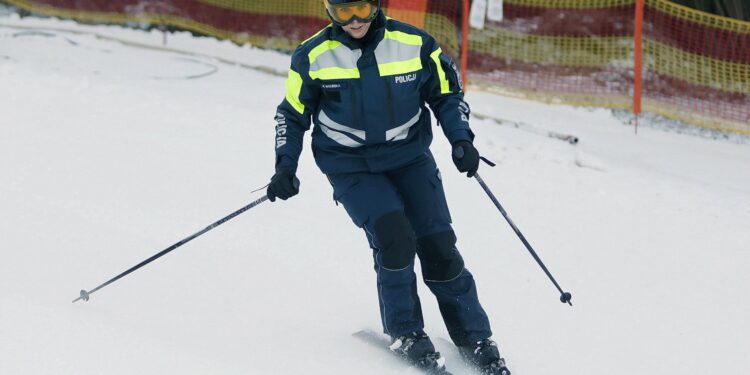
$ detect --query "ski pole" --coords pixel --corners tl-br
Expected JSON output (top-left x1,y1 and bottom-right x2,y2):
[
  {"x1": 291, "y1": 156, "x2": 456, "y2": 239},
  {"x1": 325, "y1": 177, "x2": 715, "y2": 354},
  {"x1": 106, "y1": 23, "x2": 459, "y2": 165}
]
[
  {"x1": 72, "y1": 194, "x2": 270, "y2": 303},
  {"x1": 473, "y1": 172, "x2": 572, "y2": 306}
]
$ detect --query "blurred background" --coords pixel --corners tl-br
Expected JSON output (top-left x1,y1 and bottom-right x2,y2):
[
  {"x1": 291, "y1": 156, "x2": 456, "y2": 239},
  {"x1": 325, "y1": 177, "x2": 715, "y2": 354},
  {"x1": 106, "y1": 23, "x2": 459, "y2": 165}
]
[{"x1": 1, "y1": 0, "x2": 748, "y2": 136}]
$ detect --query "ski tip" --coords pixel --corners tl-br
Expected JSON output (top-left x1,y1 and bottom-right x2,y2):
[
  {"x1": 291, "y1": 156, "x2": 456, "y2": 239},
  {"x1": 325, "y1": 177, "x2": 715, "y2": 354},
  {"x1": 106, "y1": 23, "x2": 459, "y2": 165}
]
[{"x1": 352, "y1": 329, "x2": 382, "y2": 338}]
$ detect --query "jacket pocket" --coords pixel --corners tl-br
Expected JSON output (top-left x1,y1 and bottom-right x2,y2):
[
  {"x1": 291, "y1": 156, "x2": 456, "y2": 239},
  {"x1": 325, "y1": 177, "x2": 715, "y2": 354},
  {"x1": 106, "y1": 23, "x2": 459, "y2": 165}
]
[
  {"x1": 321, "y1": 81, "x2": 349, "y2": 103},
  {"x1": 427, "y1": 168, "x2": 452, "y2": 224},
  {"x1": 326, "y1": 173, "x2": 367, "y2": 227},
  {"x1": 327, "y1": 174, "x2": 359, "y2": 203}
]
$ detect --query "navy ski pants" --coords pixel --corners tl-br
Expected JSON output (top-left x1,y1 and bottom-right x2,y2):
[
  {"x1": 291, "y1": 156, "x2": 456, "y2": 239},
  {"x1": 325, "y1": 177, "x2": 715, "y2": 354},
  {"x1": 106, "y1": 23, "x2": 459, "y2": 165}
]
[{"x1": 326, "y1": 152, "x2": 492, "y2": 346}]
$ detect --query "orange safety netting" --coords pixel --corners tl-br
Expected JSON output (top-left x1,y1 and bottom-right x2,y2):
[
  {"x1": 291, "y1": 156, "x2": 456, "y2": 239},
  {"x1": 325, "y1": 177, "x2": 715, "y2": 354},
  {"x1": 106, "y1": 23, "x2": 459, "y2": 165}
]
[
  {"x1": 470, "y1": 0, "x2": 749, "y2": 134},
  {"x1": 467, "y1": 0, "x2": 636, "y2": 108},
  {"x1": 641, "y1": 0, "x2": 750, "y2": 133},
  {"x1": 3, "y1": 0, "x2": 749, "y2": 134}
]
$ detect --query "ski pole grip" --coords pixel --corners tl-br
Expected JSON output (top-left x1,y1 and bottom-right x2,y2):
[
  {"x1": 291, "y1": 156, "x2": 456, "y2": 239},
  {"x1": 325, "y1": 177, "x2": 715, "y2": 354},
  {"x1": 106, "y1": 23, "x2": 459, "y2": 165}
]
[
  {"x1": 480, "y1": 156, "x2": 496, "y2": 167},
  {"x1": 292, "y1": 176, "x2": 301, "y2": 190}
]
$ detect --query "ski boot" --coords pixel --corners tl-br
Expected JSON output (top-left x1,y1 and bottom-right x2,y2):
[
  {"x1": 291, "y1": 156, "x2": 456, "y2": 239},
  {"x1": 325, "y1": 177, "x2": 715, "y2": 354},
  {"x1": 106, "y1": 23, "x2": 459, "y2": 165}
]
[
  {"x1": 458, "y1": 338, "x2": 511, "y2": 375},
  {"x1": 390, "y1": 331, "x2": 448, "y2": 373}
]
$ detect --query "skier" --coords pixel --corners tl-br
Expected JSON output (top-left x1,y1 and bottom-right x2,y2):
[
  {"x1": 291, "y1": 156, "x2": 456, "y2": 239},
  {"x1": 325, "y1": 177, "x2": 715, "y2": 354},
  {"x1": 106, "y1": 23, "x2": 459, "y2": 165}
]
[{"x1": 267, "y1": 1, "x2": 510, "y2": 374}]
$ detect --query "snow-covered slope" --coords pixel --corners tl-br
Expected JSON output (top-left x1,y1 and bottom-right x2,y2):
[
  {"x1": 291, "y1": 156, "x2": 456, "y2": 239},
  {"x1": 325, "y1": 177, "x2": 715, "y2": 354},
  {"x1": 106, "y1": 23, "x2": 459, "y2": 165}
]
[{"x1": 1, "y1": 14, "x2": 749, "y2": 375}]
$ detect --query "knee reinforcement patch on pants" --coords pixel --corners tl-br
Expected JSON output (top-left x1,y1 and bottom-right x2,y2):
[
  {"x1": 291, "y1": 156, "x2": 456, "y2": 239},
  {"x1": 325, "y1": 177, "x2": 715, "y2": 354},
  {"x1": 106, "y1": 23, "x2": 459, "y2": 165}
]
[
  {"x1": 417, "y1": 230, "x2": 465, "y2": 281},
  {"x1": 373, "y1": 211, "x2": 416, "y2": 270}
]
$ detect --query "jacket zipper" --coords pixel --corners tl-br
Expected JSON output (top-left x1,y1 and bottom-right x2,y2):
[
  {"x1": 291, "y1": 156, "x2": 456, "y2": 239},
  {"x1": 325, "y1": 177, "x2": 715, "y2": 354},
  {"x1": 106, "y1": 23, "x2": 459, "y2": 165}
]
[
  {"x1": 351, "y1": 80, "x2": 362, "y2": 138},
  {"x1": 385, "y1": 79, "x2": 395, "y2": 133}
]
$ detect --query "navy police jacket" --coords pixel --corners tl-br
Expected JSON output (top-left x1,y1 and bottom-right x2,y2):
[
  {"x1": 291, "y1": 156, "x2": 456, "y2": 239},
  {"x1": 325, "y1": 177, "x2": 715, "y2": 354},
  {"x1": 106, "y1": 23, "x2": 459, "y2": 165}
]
[{"x1": 274, "y1": 11, "x2": 474, "y2": 174}]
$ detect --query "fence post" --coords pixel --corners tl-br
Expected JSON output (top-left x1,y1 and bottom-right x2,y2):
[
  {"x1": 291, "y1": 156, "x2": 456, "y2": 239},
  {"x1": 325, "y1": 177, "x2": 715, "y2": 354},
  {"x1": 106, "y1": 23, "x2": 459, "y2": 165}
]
[{"x1": 633, "y1": 0, "x2": 644, "y2": 134}]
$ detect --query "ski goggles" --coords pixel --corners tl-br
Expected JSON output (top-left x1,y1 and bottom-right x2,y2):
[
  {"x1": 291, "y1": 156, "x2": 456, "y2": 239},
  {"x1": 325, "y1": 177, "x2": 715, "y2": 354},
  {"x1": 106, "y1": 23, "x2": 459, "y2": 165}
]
[{"x1": 324, "y1": 0, "x2": 380, "y2": 26}]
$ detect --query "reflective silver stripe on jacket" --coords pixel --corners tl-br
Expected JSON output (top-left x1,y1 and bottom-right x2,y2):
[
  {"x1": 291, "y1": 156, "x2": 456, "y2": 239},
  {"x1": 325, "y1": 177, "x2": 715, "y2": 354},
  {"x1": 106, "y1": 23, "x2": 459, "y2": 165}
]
[
  {"x1": 373, "y1": 38, "x2": 421, "y2": 65},
  {"x1": 318, "y1": 110, "x2": 365, "y2": 147},
  {"x1": 385, "y1": 108, "x2": 422, "y2": 141},
  {"x1": 310, "y1": 45, "x2": 362, "y2": 72}
]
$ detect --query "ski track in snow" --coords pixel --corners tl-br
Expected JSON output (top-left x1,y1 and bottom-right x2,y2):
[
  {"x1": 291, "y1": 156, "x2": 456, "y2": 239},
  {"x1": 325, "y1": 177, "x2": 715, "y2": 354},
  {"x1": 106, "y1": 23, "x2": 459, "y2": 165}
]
[{"x1": 2, "y1": 14, "x2": 750, "y2": 375}]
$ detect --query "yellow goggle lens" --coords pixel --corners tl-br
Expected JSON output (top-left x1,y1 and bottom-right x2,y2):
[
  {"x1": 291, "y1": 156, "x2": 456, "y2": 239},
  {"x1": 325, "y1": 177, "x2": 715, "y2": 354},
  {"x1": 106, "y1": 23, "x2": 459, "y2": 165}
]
[
  {"x1": 334, "y1": 3, "x2": 371, "y2": 19},
  {"x1": 327, "y1": 1, "x2": 377, "y2": 24}
]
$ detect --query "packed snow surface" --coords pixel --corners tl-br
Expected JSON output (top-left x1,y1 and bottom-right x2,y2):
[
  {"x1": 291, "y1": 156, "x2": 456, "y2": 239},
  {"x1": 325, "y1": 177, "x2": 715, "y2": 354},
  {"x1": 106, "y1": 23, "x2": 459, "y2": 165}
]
[{"x1": 1, "y1": 14, "x2": 749, "y2": 375}]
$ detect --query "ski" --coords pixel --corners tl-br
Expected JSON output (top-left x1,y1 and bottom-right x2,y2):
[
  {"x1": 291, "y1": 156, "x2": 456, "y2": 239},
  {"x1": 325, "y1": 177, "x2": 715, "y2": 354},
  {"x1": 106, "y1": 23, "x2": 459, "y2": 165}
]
[{"x1": 353, "y1": 329, "x2": 454, "y2": 375}]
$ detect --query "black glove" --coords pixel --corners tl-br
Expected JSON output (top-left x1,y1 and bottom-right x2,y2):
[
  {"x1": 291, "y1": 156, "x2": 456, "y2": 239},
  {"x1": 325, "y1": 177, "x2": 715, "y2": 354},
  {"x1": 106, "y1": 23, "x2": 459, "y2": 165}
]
[
  {"x1": 267, "y1": 169, "x2": 300, "y2": 202},
  {"x1": 452, "y1": 141, "x2": 480, "y2": 177}
]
